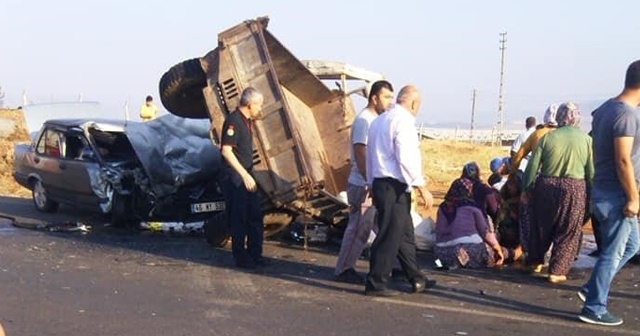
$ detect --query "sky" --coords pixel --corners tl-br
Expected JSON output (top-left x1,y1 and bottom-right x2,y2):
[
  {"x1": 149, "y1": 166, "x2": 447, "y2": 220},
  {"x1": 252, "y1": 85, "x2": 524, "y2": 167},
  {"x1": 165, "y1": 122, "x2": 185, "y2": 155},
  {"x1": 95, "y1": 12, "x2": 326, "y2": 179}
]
[{"x1": 1, "y1": 0, "x2": 640, "y2": 129}]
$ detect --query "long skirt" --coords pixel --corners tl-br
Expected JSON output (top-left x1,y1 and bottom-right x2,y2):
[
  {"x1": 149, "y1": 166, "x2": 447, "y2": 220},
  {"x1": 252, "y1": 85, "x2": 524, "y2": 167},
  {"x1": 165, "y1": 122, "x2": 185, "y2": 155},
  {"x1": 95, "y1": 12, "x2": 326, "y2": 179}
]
[
  {"x1": 519, "y1": 198, "x2": 533, "y2": 252},
  {"x1": 526, "y1": 176, "x2": 587, "y2": 276},
  {"x1": 435, "y1": 243, "x2": 499, "y2": 268}
]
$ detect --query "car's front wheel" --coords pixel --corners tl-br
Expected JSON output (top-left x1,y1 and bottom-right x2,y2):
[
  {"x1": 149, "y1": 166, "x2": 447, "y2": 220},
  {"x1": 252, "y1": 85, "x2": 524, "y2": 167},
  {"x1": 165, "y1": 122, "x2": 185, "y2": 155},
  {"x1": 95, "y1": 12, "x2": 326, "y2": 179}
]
[
  {"x1": 32, "y1": 180, "x2": 59, "y2": 213},
  {"x1": 203, "y1": 211, "x2": 230, "y2": 247},
  {"x1": 111, "y1": 193, "x2": 137, "y2": 228}
]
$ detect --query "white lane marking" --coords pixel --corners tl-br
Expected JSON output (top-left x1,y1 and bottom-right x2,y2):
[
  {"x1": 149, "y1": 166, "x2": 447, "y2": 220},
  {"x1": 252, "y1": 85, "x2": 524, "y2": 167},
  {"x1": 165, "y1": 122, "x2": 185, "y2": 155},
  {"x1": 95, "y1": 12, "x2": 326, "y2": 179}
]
[
  {"x1": 374, "y1": 297, "x2": 640, "y2": 335},
  {"x1": 0, "y1": 228, "x2": 17, "y2": 234}
]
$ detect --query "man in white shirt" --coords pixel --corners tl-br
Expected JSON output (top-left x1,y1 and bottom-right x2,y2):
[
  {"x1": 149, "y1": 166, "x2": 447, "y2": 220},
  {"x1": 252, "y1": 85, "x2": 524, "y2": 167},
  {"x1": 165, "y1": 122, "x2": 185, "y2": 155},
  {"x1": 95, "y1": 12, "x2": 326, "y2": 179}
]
[
  {"x1": 335, "y1": 80, "x2": 395, "y2": 284},
  {"x1": 365, "y1": 85, "x2": 435, "y2": 296},
  {"x1": 510, "y1": 116, "x2": 536, "y2": 172}
]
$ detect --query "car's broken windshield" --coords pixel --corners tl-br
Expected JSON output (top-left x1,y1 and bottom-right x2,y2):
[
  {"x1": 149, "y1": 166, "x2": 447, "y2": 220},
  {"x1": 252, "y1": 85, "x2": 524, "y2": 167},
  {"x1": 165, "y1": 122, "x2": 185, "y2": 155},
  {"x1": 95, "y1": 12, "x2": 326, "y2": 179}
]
[{"x1": 88, "y1": 128, "x2": 135, "y2": 161}]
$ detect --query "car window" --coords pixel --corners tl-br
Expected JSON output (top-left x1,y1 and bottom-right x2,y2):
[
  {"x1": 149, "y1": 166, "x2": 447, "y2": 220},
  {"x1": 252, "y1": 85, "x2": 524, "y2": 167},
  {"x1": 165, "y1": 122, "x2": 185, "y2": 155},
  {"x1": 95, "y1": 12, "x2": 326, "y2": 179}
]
[
  {"x1": 64, "y1": 134, "x2": 88, "y2": 160},
  {"x1": 36, "y1": 130, "x2": 47, "y2": 154},
  {"x1": 42, "y1": 129, "x2": 63, "y2": 158}
]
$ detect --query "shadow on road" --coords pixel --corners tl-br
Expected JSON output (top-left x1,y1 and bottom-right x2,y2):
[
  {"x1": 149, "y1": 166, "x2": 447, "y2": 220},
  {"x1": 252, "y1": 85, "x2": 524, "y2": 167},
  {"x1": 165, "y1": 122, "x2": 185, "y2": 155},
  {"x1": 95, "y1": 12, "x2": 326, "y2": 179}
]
[{"x1": 2, "y1": 194, "x2": 640, "y2": 324}]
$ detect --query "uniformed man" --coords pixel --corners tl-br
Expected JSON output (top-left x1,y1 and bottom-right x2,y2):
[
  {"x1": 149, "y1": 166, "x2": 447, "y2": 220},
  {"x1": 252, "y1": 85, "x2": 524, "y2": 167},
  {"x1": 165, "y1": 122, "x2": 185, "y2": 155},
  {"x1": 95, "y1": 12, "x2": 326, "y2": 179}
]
[{"x1": 220, "y1": 87, "x2": 265, "y2": 269}]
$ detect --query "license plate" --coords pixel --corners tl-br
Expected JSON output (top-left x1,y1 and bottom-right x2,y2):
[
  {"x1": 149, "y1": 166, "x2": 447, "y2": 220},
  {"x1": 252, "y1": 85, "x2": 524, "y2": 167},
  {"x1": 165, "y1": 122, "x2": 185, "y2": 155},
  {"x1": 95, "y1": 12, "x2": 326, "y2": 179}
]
[{"x1": 190, "y1": 201, "x2": 225, "y2": 213}]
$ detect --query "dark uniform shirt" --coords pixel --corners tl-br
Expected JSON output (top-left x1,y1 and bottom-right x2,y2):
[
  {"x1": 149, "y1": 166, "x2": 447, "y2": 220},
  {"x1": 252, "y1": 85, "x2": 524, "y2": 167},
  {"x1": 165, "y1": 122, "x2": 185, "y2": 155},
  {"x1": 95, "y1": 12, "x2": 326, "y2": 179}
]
[{"x1": 221, "y1": 110, "x2": 254, "y2": 171}]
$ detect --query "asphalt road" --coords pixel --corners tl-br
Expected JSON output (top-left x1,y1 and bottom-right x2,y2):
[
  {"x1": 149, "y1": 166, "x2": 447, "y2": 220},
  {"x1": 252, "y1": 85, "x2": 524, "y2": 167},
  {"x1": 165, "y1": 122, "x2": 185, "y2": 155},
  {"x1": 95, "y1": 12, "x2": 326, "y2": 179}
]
[{"x1": 1, "y1": 195, "x2": 639, "y2": 336}]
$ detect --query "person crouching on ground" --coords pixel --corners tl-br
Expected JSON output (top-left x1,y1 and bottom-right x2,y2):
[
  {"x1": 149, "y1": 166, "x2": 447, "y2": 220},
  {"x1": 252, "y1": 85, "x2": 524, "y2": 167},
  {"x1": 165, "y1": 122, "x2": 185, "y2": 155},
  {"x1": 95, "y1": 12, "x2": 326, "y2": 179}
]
[
  {"x1": 497, "y1": 171, "x2": 524, "y2": 249},
  {"x1": 461, "y1": 162, "x2": 500, "y2": 226},
  {"x1": 434, "y1": 177, "x2": 522, "y2": 268}
]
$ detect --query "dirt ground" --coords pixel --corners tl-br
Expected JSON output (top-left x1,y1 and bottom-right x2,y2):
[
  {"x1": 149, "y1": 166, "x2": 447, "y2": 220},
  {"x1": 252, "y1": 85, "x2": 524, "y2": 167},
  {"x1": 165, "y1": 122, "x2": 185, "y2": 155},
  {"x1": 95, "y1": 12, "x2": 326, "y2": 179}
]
[
  {"x1": 0, "y1": 108, "x2": 30, "y2": 198},
  {"x1": 422, "y1": 140, "x2": 506, "y2": 196}
]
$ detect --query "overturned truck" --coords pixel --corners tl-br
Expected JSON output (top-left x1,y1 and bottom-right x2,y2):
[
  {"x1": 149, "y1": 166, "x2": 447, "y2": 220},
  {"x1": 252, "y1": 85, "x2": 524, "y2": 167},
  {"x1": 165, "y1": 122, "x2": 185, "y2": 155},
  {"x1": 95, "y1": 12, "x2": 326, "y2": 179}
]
[{"x1": 159, "y1": 17, "x2": 383, "y2": 244}]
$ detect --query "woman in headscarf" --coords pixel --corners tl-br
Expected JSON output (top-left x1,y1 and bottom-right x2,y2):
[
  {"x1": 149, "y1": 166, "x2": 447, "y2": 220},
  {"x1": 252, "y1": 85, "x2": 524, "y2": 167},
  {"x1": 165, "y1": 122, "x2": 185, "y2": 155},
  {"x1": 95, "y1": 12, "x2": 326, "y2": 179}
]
[
  {"x1": 523, "y1": 102, "x2": 593, "y2": 283},
  {"x1": 461, "y1": 162, "x2": 500, "y2": 225},
  {"x1": 434, "y1": 177, "x2": 522, "y2": 268}
]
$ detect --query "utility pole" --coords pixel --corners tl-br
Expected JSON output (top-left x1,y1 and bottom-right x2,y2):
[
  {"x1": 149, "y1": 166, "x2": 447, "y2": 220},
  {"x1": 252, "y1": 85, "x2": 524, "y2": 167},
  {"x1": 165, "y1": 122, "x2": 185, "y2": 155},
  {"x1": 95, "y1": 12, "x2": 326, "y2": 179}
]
[
  {"x1": 496, "y1": 32, "x2": 507, "y2": 144},
  {"x1": 470, "y1": 89, "x2": 477, "y2": 139},
  {"x1": 0, "y1": 86, "x2": 5, "y2": 108}
]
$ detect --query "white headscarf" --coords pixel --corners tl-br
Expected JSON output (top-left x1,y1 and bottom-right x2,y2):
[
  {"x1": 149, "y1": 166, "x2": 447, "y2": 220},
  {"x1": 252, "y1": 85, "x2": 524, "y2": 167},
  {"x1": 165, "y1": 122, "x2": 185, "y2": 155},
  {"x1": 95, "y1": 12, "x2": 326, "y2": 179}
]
[{"x1": 543, "y1": 104, "x2": 559, "y2": 126}]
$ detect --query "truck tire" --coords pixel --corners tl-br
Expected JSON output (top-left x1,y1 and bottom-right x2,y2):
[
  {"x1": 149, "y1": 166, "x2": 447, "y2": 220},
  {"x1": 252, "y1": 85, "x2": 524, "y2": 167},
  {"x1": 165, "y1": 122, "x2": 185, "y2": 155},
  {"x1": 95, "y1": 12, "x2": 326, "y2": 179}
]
[
  {"x1": 32, "y1": 180, "x2": 59, "y2": 213},
  {"x1": 203, "y1": 211, "x2": 230, "y2": 247},
  {"x1": 111, "y1": 193, "x2": 137, "y2": 228},
  {"x1": 263, "y1": 212, "x2": 293, "y2": 238},
  {"x1": 159, "y1": 58, "x2": 209, "y2": 119}
]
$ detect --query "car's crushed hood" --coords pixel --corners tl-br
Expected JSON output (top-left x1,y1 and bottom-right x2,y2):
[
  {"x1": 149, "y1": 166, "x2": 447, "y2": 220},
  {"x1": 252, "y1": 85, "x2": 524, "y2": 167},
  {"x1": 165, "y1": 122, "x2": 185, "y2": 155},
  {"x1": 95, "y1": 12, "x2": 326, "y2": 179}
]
[{"x1": 123, "y1": 114, "x2": 221, "y2": 198}]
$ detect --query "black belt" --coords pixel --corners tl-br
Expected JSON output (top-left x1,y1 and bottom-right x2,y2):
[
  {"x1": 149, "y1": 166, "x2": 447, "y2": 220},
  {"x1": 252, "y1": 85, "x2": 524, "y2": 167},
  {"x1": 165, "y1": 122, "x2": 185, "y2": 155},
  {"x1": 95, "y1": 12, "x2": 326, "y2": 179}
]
[{"x1": 374, "y1": 177, "x2": 408, "y2": 189}]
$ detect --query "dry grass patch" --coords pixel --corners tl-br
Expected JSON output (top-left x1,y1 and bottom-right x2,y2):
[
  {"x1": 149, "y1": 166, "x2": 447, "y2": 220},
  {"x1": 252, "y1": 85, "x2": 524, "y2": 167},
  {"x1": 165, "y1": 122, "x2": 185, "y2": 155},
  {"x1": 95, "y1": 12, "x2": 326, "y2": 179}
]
[
  {"x1": 0, "y1": 108, "x2": 31, "y2": 198},
  {"x1": 421, "y1": 139, "x2": 509, "y2": 214}
]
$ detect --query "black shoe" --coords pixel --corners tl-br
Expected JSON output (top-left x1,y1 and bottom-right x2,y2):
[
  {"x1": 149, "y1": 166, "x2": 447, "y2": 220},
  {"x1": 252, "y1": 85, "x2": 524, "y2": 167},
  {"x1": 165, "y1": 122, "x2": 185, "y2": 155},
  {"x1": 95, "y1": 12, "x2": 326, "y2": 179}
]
[
  {"x1": 412, "y1": 278, "x2": 437, "y2": 293},
  {"x1": 236, "y1": 261, "x2": 257, "y2": 270},
  {"x1": 335, "y1": 268, "x2": 365, "y2": 284},
  {"x1": 253, "y1": 257, "x2": 271, "y2": 267},
  {"x1": 364, "y1": 288, "x2": 401, "y2": 297}
]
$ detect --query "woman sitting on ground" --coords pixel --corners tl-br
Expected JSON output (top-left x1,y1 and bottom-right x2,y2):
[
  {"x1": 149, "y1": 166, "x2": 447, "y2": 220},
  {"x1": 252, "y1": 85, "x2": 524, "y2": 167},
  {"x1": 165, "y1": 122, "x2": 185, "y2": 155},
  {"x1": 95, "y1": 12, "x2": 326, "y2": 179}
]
[{"x1": 434, "y1": 178, "x2": 522, "y2": 268}]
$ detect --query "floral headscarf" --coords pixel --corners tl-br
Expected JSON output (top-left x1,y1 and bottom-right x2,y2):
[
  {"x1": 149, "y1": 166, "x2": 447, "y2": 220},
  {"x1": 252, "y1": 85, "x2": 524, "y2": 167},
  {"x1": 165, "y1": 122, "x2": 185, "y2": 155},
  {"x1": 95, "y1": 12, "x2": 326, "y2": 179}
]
[
  {"x1": 462, "y1": 162, "x2": 496, "y2": 218},
  {"x1": 556, "y1": 102, "x2": 581, "y2": 127},
  {"x1": 439, "y1": 177, "x2": 479, "y2": 223},
  {"x1": 462, "y1": 162, "x2": 481, "y2": 181}
]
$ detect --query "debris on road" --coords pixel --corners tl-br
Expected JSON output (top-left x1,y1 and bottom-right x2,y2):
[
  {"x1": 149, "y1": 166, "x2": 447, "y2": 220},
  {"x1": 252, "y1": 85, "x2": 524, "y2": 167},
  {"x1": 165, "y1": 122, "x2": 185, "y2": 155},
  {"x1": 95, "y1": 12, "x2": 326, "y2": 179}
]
[
  {"x1": 12, "y1": 220, "x2": 91, "y2": 233},
  {"x1": 140, "y1": 221, "x2": 205, "y2": 234}
]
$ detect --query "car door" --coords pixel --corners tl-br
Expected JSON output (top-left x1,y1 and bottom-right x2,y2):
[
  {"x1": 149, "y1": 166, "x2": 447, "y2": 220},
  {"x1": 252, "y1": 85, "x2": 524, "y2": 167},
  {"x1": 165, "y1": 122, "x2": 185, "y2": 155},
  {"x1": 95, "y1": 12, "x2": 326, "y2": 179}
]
[
  {"x1": 59, "y1": 131, "x2": 104, "y2": 208},
  {"x1": 33, "y1": 128, "x2": 66, "y2": 201}
]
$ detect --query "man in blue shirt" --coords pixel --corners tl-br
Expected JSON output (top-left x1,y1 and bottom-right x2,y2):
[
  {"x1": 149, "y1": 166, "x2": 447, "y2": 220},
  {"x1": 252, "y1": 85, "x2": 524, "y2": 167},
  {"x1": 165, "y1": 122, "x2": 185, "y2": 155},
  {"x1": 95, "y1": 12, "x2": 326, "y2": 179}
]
[{"x1": 578, "y1": 60, "x2": 640, "y2": 326}]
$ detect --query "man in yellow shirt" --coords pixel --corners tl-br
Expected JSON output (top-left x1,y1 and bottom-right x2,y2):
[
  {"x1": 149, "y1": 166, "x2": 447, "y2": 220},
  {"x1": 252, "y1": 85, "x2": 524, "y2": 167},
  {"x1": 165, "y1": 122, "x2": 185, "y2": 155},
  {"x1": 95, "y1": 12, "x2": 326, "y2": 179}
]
[{"x1": 140, "y1": 95, "x2": 159, "y2": 121}]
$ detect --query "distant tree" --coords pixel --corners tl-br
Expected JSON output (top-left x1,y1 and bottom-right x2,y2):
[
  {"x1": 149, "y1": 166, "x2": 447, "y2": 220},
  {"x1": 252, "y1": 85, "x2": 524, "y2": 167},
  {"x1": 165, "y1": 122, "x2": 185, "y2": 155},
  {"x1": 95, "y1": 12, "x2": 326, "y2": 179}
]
[{"x1": 0, "y1": 86, "x2": 5, "y2": 108}]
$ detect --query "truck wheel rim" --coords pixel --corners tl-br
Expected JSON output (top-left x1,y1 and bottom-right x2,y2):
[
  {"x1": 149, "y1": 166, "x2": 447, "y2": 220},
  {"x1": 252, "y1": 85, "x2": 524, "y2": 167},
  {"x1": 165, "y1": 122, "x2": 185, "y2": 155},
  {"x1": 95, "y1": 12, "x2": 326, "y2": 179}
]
[{"x1": 34, "y1": 181, "x2": 47, "y2": 208}]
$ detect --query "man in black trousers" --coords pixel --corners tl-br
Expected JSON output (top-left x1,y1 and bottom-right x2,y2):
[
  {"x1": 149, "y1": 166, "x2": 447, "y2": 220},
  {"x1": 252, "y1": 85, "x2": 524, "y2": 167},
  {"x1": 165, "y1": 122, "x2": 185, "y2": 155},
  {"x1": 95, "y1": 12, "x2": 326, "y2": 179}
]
[
  {"x1": 220, "y1": 87, "x2": 266, "y2": 269},
  {"x1": 365, "y1": 85, "x2": 436, "y2": 296}
]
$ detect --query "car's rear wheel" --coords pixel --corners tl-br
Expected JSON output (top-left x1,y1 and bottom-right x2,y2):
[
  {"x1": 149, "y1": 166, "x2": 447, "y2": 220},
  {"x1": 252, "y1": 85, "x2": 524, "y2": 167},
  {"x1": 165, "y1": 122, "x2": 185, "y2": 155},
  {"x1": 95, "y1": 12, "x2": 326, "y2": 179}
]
[
  {"x1": 32, "y1": 180, "x2": 59, "y2": 213},
  {"x1": 203, "y1": 211, "x2": 230, "y2": 247}
]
